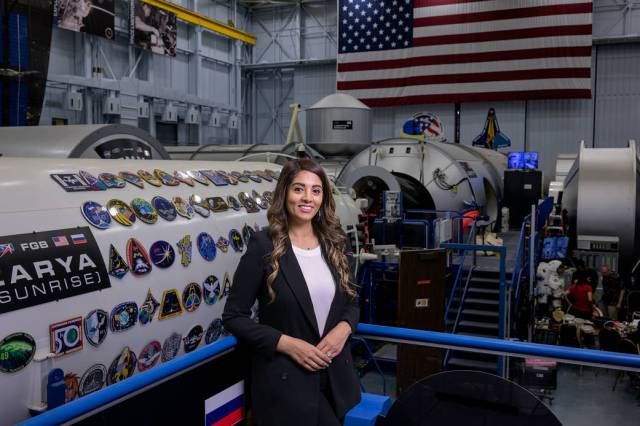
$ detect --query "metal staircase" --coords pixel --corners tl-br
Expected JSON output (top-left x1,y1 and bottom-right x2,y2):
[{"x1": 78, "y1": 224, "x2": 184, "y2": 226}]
[
  {"x1": 445, "y1": 269, "x2": 512, "y2": 373},
  {"x1": 441, "y1": 197, "x2": 554, "y2": 375}
]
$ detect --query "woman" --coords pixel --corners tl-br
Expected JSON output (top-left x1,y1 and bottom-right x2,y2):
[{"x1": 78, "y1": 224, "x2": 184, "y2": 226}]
[
  {"x1": 565, "y1": 269, "x2": 593, "y2": 320},
  {"x1": 223, "y1": 158, "x2": 361, "y2": 426}
]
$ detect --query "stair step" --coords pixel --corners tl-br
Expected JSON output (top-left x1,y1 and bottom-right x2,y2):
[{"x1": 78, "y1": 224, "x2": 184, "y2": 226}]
[
  {"x1": 462, "y1": 309, "x2": 499, "y2": 317},
  {"x1": 458, "y1": 320, "x2": 498, "y2": 330},
  {"x1": 447, "y1": 357, "x2": 497, "y2": 371},
  {"x1": 470, "y1": 277, "x2": 500, "y2": 284},
  {"x1": 467, "y1": 287, "x2": 500, "y2": 295},
  {"x1": 464, "y1": 298, "x2": 499, "y2": 306},
  {"x1": 451, "y1": 296, "x2": 499, "y2": 305}
]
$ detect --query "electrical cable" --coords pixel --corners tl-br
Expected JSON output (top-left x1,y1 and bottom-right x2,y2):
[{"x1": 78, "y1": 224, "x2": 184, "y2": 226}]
[{"x1": 432, "y1": 168, "x2": 478, "y2": 206}]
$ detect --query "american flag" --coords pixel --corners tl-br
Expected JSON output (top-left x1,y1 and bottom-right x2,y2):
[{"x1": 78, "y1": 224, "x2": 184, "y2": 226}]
[
  {"x1": 52, "y1": 236, "x2": 69, "y2": 247},
  {"x1": 337, "y1": 0, "x2": 593, "y2": 106}
]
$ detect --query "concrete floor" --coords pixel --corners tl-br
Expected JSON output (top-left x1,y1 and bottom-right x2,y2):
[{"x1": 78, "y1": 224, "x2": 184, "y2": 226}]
[
  {"x1": 359, "y1": 361, "x2": 640, "y2": 425},
  {"x1": 551, "y1": 366, "x2": 640, "y2": 425}
]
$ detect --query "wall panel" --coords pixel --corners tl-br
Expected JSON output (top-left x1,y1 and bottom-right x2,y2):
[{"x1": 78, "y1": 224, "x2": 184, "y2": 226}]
[{"x1": 594, "y1": 44, "x2": 640, "y2": 147}]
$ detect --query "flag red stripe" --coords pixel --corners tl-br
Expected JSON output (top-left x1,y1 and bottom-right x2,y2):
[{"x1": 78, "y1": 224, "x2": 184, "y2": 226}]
[
  {"x1": 413, "y1": 24, "x2": 592, "y2": 47},
  {"x1": 360, "y1": 89, "x2": 592, "y2": 106},
  {"x1": 414, "y1": 0, "x2": 487, "y2": 6},
  {"x1": 211, "y1": 408, "x2": 243, "y2": 426},
  {"x1": 337, "y1": 67, "x2": 590, "y2": 90},
  {"x1": 414, "y1": 3, "x2": 592, "y2": 27},
  {"x1": 337, "y1": 46, "x2": 592, "y2": 72}
]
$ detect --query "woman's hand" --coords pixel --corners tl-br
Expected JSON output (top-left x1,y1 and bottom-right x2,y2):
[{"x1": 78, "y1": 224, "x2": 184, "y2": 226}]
[
  {"x1": 316, "y1": 321, "x2": 352, "y2": 360},
  {"x1": 277, "y1": 335, "x2": 332, "y2": 372}
]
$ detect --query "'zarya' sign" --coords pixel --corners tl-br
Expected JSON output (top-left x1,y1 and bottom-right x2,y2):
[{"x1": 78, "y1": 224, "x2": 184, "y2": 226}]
[{"x1": 0, "y1": 227, "x2": 111, "y2": 315}]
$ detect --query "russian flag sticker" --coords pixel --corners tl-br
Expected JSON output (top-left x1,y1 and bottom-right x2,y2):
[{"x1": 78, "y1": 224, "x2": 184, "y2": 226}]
[
  {"x1": 71, "y1": 234, "x2": 88, "y2": 245},
  {"x1": 204, "y1": 381, "x2": 244, "y2": 426}
]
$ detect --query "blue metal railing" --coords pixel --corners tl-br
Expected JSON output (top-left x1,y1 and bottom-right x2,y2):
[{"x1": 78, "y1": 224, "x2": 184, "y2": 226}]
[
  {"x1": 357, "y1": 323, "x2": 640, "y2": 371},
  {"x1": 19, "y1": 323, "x2": 640, "y2": 426},
  {"x1": 443, "y1": 228, "x2": 477, "y2": 322},
  {"x1": 511, "y1": 197, "x2": 555, "y2": 317},
  {"x1": 442, "y1": 243, "x2": 507, "y2": 340},
  {"x1": 404, "y1": 208, "x2": 479, "y2": 247},
  {"x1": 18, "y1": 337, "x2": 237, "y2": 426},
  {"x1": 451, "y1": 265, "x2": 477, "y2": 336},
  {"x1": 512, "y1": 214, "x2": 531, "y2": 305},
  {"x1": 350, "y1": 336, "x2": 387, "y2": 396},
  {"x1": 372, "y1": 218, "x2": 431, "y2": 249},
  {"x1": 443, "y1": 264, "x2": 476, "y2": 367}
]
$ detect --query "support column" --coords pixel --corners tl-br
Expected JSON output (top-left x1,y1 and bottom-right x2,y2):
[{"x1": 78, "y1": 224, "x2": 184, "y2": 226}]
[
  {"x1": 84, "y1": 36, "x2": 93, "y2": 124},
  {"x1": 234, "y1": 39, "x2": 242, "y2": 144},
  {"x1": 193, "y1": 0, "x2": 203, "y2": 145}
]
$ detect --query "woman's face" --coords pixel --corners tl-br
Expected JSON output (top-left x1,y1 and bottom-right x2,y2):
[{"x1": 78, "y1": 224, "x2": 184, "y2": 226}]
[{"x1": 286, "y1": 170, "x2": 323, "y2": 226}]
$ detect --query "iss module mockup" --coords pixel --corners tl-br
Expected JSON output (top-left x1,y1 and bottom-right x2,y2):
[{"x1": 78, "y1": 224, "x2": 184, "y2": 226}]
[
  {"x1": 304, "y1": 93, "x2": 506, "y2": 221},
  {"x1": 0, "y1": 91, "x2": 508, "y2": 423},
  {"x1": 0, "y1": 155, "x2": 357, "y2": 425},
  {"x1": 562, "y1": 141, "x2": 640, "y2": 265},
  {"x1": 336, "y1": 138, "x2": 506, "y2": 221},
  {"x1": 0, "y1": 124, "x2": 170, "y2": 160}
]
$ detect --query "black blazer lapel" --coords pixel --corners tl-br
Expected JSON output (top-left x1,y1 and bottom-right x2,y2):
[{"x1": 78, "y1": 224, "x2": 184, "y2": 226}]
[{"x1": 279, "y1": 241, "x2": 321, "y2": 338}]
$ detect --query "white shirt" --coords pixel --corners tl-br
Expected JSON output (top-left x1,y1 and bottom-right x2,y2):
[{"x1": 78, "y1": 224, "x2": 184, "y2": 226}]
[{"x1": 292, "y1": 245, "x2": 336, "y2": 335}]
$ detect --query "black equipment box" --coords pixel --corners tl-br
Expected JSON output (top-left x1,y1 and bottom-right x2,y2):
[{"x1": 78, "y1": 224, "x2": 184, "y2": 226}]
[
  {"x1": 396, "y1": 249, "x2": 446, "y2": 395},
  {"x1": 522, "y1": 358, "x2": 557, "y2": 389},
  {"x1": 503, "y1": 170, "x2": 542, "y2": 229}
]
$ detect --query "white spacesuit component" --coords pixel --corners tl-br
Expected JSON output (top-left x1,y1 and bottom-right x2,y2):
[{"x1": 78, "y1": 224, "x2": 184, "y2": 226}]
[{"x1": 536, "y1": 260, "x2": 564, "y2": 309}]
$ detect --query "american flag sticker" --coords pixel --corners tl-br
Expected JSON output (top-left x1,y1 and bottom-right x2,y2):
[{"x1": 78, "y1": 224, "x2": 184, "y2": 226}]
[
  {"x1": 52, "y1": 236, "x2": 69, "y2": 247},
  {"x1": 71, "y1": 234, "x2": 88, "y2": 245}
]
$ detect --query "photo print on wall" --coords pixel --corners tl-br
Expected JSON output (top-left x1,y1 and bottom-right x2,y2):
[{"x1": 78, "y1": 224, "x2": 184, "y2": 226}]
[
  {"x1": 130, "y1": 0, "x2": 177, "y2": 57},
  {"x1": 53, "y1": 0, "x2": 115, "y2": 40}
]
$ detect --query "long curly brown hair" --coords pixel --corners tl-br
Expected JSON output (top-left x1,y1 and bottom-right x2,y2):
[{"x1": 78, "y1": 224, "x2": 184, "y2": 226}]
[{"x1": 266, "y1": 158, "x2": 356, "y2": 301}]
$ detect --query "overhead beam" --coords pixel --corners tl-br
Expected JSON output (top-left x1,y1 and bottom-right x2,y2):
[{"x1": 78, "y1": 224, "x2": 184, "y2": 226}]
[
  {"x1": 142, "y1": 0, "x2": 257, "y2": 45},
  {"x1": 242, "y1": 58, "x2": 336, "y2": 70}
]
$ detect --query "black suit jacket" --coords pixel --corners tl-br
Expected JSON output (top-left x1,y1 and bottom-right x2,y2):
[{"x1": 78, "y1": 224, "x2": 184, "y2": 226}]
[{"x1": 222, "y1": 229, "x2": 361, "y2": 426}]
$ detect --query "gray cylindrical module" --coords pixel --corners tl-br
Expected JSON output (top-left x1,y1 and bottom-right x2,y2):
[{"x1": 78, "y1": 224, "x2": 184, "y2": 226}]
[
  {"x1": 305, "y1": 93, "x2": 372, "y2": 156},
  {"x1": 0, "y1": 124, "x2": 169, "y2": 159}
]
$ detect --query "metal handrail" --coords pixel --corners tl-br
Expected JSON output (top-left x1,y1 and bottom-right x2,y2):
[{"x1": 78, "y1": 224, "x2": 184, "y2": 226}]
[
  {"x1": 511, "y1": 197, "x2": 554, "y2": 313},
  {"x1": 451, "y1": 266, "x2": 477, "y2": 335},
  {"x1": 350, "y1": 336, "x2": 387, "y2": 396},
  {"x1": 443, "y1": 228, "x2": 477, "y2": 320},
  {"x1": 357, "y1": 323, "x2": 640, "y2": 372},
  {"x1": 512, "y1": 214, "x2": 531, "y2": 303},
  {"x1": 441, "y1": 243, "x2": 507, "y2": 355},
  {"x1": 398, "y1": 218, "x2": 430, "y2": 249},
  {"x1": 443, "y1": 265, "x2": 476, "y2": 367},
  {"x1": 18, "y1": 337, "x2": 237, "y2": 426},
  {"x1": 18, "y1": 323, "x2": 640, "y2": 426}
]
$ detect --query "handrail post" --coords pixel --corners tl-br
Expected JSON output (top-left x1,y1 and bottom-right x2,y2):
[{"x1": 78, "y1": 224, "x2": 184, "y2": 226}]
[
  {"x1": 528, "y1": 204, "x2": 536, "y2": 342},
  {"x1": 497, "y1": 246, "x2": 507, "y2": 377}
]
